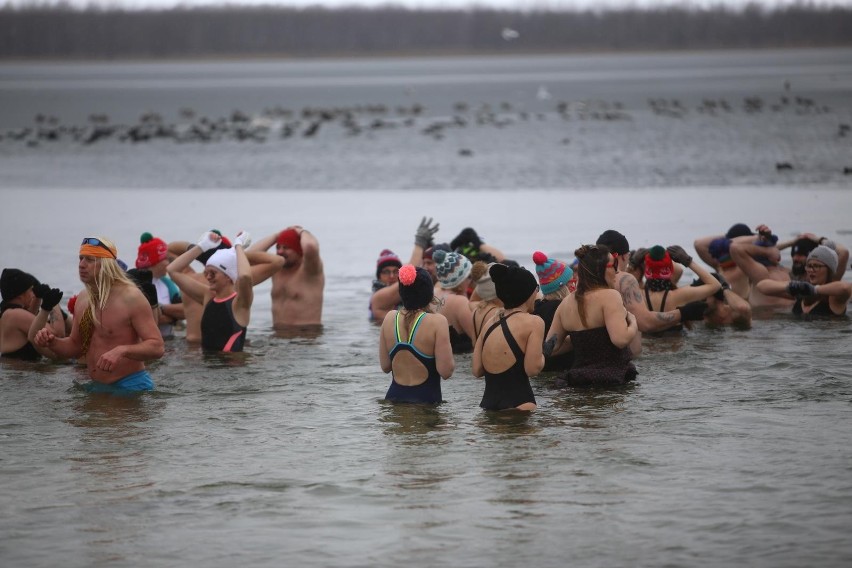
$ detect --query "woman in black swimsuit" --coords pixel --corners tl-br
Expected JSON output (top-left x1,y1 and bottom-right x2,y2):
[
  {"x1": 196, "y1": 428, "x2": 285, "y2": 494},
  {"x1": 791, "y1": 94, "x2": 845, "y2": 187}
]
[
  {"x1": 472, "y1": 263, "x2": 544, "y2": 411},
  {"x1": 642, "y1": 245, "x2": 721, "y2": 328},
  {"x1": 546, "y1": 244, "x2": 639, "y2": 387},
  {"x1": 1, "y1": 268, "x2": 66, "y2": 361}
]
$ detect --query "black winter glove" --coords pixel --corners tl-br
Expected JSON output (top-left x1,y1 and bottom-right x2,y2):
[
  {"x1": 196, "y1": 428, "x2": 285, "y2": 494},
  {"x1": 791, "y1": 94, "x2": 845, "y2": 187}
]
[
  {"x1": 33, "y1": 283, "x2": 51, "y2": 299},
  {"x1": 40, "y1": 287, "x2": 63, "y2": 312},
  {"x1": 666, "y1": 245, "x2": 693, "y2": 266},
  {"x1": 677, "y1": 300, "x2": 708, "y2": 321},
  {"x1": 787, "y1": 281, "x2": 816, "y2": 298}
]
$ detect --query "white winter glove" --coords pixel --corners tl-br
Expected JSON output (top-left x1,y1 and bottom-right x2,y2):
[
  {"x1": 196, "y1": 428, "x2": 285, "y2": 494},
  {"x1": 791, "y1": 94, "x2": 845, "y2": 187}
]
[
  {"x1": 197, "y1": 231, "x2": 222, "y2": 252},
  {"x1": 234, "y1": 231, "x2": 252, "y2": 249}
]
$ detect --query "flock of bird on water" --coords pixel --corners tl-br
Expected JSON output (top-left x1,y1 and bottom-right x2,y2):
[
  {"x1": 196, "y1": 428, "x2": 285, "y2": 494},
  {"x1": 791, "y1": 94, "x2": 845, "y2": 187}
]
[{"x1": 3, "y1": 93, "x2": 849, "y2": 173}]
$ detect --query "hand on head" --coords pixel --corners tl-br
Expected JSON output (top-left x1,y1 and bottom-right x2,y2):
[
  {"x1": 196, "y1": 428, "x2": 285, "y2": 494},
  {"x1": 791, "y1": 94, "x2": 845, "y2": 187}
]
[
  {"x1": 666, "y1": 245, "x2": 693, "y2": 266},
  {"x1": 234, "y1": 231, "x2": 251, "y2": 249},
  {"x1": 197, "y1": 231, "x2": 223, "y2": 252}
]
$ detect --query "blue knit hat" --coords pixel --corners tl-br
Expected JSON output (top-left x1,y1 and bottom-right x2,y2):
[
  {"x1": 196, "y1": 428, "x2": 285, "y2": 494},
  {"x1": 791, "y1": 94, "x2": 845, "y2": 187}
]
[
  {"x1": 532, "y1": 251, "x2": 573, "y2": 295},
  {"x1": 433, "y1": 249, "x2": 472, "y2": 289}
]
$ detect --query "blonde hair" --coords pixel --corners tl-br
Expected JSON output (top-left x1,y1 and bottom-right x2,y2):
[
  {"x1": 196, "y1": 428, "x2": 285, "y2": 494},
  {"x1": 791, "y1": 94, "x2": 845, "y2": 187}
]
[
  {"x1": 542, "y1": 285, "x2": 569, "y2": 302},
  {"x1": 83, "y1": 236, "x2": 135, "y2": 326}
]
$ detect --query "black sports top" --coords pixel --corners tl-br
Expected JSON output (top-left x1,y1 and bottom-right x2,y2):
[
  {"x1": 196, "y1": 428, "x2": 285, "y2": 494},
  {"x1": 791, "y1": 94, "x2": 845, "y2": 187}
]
[
  {"x1": 201, "y1": 293, "x2": 247, "y2": 352},
  {"x1": 793, "y1": 297, "x2": 846, "y2": 317}
]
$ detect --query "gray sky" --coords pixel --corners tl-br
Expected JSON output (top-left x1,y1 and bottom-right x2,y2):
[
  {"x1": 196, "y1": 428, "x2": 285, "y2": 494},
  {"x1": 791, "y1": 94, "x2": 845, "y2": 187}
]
[{"x1": 11, "y1": 0, "x2": 851, "y2": 9}]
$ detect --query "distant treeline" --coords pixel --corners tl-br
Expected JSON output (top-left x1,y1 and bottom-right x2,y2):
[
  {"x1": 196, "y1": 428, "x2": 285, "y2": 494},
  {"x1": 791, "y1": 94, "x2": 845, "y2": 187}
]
[{"x1": 2, "y1": 4, "x2": 851, "y2": 59}]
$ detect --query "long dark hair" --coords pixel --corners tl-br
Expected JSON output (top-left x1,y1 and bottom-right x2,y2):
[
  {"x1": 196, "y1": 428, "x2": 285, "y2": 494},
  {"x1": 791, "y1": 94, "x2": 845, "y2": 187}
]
[{"x1": 574, "y1": 244, "x2": 611, "y2": 327}]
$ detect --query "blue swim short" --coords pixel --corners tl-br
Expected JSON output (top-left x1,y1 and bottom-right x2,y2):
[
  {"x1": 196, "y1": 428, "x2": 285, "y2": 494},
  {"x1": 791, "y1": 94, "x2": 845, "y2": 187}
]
[{"x1": 84, "y1": 369, "x2": 155, "y2": 394}]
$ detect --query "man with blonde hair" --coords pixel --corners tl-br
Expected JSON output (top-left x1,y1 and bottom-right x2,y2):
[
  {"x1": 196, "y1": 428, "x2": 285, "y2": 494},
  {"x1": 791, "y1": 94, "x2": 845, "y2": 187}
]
[{"x1": 30, "y1": 237, "x2": 164, "y2": 392}]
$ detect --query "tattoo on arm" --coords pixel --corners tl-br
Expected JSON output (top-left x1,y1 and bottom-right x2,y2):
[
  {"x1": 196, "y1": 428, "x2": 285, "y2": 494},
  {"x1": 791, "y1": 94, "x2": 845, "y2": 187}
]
[
  {"x1": 655, "y1": 312, "x2": 677, "y2": 323},
  {"x1": 618, "y1": 275, "x2": 643, "y2": 304}
]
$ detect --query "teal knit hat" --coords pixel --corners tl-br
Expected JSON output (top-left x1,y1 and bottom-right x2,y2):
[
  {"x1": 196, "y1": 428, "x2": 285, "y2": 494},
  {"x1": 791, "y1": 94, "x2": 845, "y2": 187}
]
[{"x1": 532, "y1": 251, "x2": 573, "y2": 295}]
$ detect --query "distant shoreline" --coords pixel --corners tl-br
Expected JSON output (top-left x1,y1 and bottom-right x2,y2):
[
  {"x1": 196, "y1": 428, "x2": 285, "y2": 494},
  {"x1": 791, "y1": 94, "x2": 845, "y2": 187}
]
[
  {"x1": 2, "y1": 44, "x2": 851, "y2": 65},
  {"x1": 3, "y1": 5, "x2": 850, "y2": 61}
]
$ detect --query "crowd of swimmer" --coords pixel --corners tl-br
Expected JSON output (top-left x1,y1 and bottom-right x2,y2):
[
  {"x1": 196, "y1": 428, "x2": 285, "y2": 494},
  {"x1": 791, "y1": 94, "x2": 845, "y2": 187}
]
[
  {"x1": 369, "y1": 219, "x2": 850, "y2": 411},
  {"x1": 1, "y1": 219, "x2": 849, "y2": 406},
  {"x1": 0, "y1": 228, "x2": 321, "y2": 392}
]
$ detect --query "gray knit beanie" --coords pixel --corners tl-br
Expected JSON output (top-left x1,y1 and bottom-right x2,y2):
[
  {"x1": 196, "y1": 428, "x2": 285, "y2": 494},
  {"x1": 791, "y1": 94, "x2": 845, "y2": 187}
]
[{"x1": 807, "y1": 245, "x2": 838, "y2": 276}]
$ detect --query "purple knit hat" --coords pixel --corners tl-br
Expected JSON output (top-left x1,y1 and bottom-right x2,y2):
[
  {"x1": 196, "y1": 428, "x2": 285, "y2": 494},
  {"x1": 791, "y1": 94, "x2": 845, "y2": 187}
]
[{"x1": 376, "y1": 249, "x2": 402, "y2": 278}]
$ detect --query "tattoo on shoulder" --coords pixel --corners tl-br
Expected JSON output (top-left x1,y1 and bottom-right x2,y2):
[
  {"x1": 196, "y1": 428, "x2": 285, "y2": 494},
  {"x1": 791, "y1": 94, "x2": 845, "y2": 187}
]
[{"x1": 618, "y1": 275, "x2": 643, "y2": 304}]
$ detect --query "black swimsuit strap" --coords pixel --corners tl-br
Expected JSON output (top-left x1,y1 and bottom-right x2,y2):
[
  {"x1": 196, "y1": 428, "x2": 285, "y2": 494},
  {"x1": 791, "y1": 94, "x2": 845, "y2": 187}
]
[
  {"x1": 644, "y1": 287, "x2": 670, "y2": 312},
  {"x1": 474, "y1": 306, "x2": 497, "y2": 337},
  {"x1": 482, "y1": 312, "x2": 524, "y2": 362}
]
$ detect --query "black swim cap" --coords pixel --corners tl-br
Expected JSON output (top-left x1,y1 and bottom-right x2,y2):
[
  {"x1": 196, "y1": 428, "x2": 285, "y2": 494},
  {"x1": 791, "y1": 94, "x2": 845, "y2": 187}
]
[{"x1": 596, "y1": 230, "x2": 630, "y2": 256}]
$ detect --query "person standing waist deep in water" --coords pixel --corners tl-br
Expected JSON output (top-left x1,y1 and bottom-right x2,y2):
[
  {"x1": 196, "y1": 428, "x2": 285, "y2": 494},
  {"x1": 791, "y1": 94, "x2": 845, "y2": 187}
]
[
  {"x1": 545, "y1": 244, "x2": 639, "y2": 388},
  {"x1": 30, "y1": 237, "x2": 164, "y2": 392},
  {"x1": 473, "y1": 263, "x2": 544, "y2": 411},
  {"x1": 168, "y1": 230, "x2": 283, "y2": 352},
  {"x1": 379, "y1": 264, "x2": 455, "y2": 404}
]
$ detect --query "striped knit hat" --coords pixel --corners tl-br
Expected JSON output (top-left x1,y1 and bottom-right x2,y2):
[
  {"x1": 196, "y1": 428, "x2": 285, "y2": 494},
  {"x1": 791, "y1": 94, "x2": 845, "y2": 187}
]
[
  {"x1": 532, "y1": 251, "x2": 573, "y2": 295},
  {"x1": 433, "y1": 249, "x2": 472, "y2": 290}
]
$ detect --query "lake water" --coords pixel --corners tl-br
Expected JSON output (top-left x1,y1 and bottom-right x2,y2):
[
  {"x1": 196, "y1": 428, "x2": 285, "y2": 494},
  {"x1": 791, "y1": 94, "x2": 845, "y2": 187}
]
[{"x1": 1, "y1": 49, "x2": 852, "y2": 567}]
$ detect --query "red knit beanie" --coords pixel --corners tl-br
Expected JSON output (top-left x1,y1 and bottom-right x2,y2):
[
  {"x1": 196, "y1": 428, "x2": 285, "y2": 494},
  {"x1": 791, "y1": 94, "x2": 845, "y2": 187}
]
[
  {"x1": 276, "y1": 229, "x2": 303, "y2": 255},
  {"x1": 644, "y1": 246, "x2": 673, "y2": 281},
  {"x1": 136, "y1": 232, "x2": 168, "y2": 269}
]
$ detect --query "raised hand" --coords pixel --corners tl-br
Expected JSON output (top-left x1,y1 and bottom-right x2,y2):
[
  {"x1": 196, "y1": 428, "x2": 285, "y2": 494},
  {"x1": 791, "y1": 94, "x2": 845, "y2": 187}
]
[
  {"x1": 234, "y1": 230, "x2": 252, "y2": 249},
  {"x1": 197, "y1": 230, "x2": 222, "y2": 252},
  {"x1": 414, "y1": 217, "x2": 440, "y2": 249},
  {"x1": 666, "y1": 245, "x2": 693, "y2": 266},
  {"x1": 33, "y1": 283, "x2": 50, "y2": 299},
  {"x1": 39, "y1": 287, "x2": 63, "y2": 312}
]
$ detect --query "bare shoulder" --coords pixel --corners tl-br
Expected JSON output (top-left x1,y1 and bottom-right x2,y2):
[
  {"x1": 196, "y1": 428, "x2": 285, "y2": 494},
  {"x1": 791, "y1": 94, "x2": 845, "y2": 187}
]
[
  {"x1": 429, "y1": 311, "x2": 449, "y2": 326},
  {"x1": 115, "y1": 282, "x2": 145, "y2": 306},
  {"x1": 380, "y1": 309, "x2": 399, "y2": 328},
  {"x1": 74, "y1": 290, "x2": 91, "y2": 311},
  {"x1": 615, "y1": 273, "x2": 643, "y2": 304},
  {"x1": 600, "y1": 288, "x2": 624, "y2": 303},
  {"x1": 4, "y1": 307, "x2": 34, "y2": 327},
  {"x1": 524, "y1": 312, "x2": 545, "y2": 330}
]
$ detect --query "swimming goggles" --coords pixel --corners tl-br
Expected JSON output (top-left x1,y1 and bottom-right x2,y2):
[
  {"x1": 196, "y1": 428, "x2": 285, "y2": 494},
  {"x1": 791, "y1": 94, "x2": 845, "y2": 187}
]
[{"x1": 81, "y1": 237, "x2": 117, "y2": 258}]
